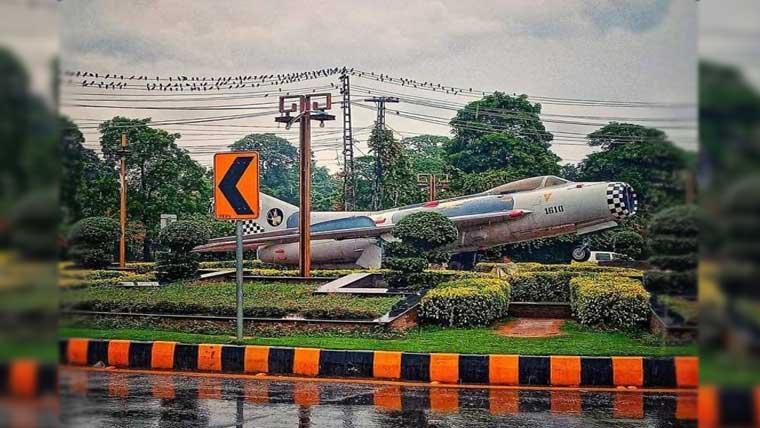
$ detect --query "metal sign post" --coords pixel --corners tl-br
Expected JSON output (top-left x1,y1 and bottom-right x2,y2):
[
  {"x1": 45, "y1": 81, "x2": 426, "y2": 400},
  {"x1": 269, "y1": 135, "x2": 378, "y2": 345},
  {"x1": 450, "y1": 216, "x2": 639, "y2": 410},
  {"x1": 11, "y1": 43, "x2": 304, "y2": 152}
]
[
  {"x1": 213, "y1": 151, "x2": 260, "y2": 341},
  {"x1": 235, "y1": 220, "x2": 244, "y2": 340}
]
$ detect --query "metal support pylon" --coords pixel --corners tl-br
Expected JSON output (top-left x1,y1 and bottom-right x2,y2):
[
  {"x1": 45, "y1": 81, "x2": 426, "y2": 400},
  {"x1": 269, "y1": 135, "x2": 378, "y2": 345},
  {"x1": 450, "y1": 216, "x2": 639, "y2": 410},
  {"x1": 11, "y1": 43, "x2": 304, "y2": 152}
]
[{"x1": 339, "y1": 69, "x2": 355, "y2": 211}]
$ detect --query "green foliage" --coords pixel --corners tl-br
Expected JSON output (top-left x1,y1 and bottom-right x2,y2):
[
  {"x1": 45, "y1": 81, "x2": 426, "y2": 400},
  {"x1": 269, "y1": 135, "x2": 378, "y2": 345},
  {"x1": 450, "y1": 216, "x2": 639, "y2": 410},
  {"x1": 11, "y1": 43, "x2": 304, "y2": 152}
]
[
  {"x1": 648, "y1": 205, "x2": 703, "y2": 237},
  {"x1": 569, "y1": 275, "x2": 650, "y2": 330},
  {"x1": 58, "y1": 267, "x2": 155, "y2": 289},
  {"x1": 385, "y1": 212, "x2": 458, "y2": 289},
  {"x1": 98, "y1": 117, "x2": 212, "y2": 258},
  {"x1": 643, "y1": 270, "x2": 697, "y2": 295},
  {"x1": 158, "y1": 220, "x2": 211, "y2": 253},
  {"x1": 420, "y1": 278, "x2": 510, "y2": 327},
  {"x1": 509, "y1": 271, "x2": 573, "y2": 302},
  {"x1": 181, "y1": 213, "x2": 235, "y2": 239},
  {"x1": 60, "y1": 116, "x2": 119, "y2": 225},
  {"x1": 449, "y1": 169, "x2": 523, "y2": 195},
  {"x1": 8, "y1": 190, "x2": 59, "y2": 259},
  {"x1": 644, "y1": 204, "x2": 701, "y2": 295},
  {"x1": 61, "y1": 281, "x2": 402, "y2": 320},
  {"x1": 155, "y1": 251, "x2": 200, "y2": 283},
  {"x1": 649, "y1": 255, "x2": 698, "y2": 271},
  {"x1": 384, "y1": 241, "x2": 423, "y2": 259},
  {"x1": 577, "y1": 123, "x2": 688, "y2": 218},
  {"x1": 155, "y1": 220, "x2": 210, "y2": 282},
  {"x1": 649, "y1": 236, "x2": 698, "y2": 255},
  {"x1": 383, "y1": 270, "x2": 480, "y2": 290},
  {"x1": 229, "y1": 133, "x2": 337, "y2": 210},
  {"x1": 383, "y1": 257, "x2": 428, "y2": 273},
  {"x1": 587, "y1": 122, "x2": 669, "y2": 149},
  {"x1": 366, "y1": 128, "x2": 421, "y2": 210},
  {"x1": 447, "y1": 92, "x2": 553, "y2": 173},
  {"x1": 394, "y1": 212, "x2": 458, "y2": 250},
  {"x1": 402, "y1": 135, "x2": 450, "y2": 174},
  {"x1": 449, "y1": 133, "x2": 561, "y2": 176},
  {"x1": 612, "y1": 230, "x2": 647, "y2": 260},
  {"x1": 67, "y1": 217, "x2": 119, "y2": 268}
]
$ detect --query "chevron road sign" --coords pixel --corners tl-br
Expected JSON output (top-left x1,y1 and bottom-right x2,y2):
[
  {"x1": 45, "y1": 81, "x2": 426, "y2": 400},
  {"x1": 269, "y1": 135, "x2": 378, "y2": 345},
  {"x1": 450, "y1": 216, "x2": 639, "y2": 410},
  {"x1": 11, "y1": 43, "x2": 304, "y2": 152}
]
[{"x1": 213, "y1": 152, "x2": 260, "y2": 220}]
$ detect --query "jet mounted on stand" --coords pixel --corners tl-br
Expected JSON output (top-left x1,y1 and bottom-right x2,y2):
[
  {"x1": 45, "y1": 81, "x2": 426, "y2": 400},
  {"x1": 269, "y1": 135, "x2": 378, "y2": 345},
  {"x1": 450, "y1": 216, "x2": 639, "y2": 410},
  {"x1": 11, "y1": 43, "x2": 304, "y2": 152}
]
[{"x1": 193, "y1": 175, "x2": 638, "y2": 268}]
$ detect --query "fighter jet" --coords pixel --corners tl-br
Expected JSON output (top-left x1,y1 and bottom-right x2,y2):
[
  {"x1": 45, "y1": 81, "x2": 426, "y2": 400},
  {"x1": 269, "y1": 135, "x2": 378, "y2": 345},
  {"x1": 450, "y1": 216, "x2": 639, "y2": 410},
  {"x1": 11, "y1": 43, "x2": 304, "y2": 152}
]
[{"x1": 193, "y1": 175, "x2": 637, "y2": 268}]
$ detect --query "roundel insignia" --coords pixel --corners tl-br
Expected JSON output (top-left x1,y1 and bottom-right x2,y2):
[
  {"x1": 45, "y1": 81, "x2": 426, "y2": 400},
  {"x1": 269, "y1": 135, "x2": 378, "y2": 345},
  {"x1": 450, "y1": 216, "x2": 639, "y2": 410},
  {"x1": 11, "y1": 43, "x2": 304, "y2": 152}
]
[{"x1": 267, "y1": 208, "x2": 284, "y2": 227}]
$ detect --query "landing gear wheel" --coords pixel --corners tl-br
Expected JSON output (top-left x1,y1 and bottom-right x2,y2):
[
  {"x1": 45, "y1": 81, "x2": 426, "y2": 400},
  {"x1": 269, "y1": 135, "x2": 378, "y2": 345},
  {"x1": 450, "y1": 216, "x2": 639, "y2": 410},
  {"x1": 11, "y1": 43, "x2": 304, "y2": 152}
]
[{"x1": 571, "y1": 246, "x2": 591, "y2": 262}]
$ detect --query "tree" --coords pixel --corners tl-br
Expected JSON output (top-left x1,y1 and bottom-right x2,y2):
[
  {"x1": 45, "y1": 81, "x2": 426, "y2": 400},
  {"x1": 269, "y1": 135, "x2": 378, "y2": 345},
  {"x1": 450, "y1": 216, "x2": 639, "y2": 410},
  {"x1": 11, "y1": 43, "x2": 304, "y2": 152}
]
[
  {"x1": 446, "y1": 92, "x2": 553, "y2": 173},
  {"x1": 448, "y1": 132, "x2": 561, "y2": 176},
  {"x1": 587, "y1": 122, "x2": 668, "y2": 149},
  {"x1": 98, "y1": 117, "x2": 211, "y2": 259},
  {"x1": 230, "y1": 133, "x2": 339, "y2": 209},
  {"x1": 60, "y1": 116, "x2": 118, "y2": 225},
  {"x1": 643, "y1": 205, "x2": 701, "y2": 295},
  {"x1": 402, "y1": 135, "x2": 450, "y2": 174},
  {"x1": 368, "y1": 127, "x2": 405, "y2": 210},
  {"x1": 0, "y1": 48, "x2": 58, "y2": 255},
  {"x1": 577, "y1": 123, "x2": 688, "y2": 218},
  {"x1": 229, "y1": 133, "x2": 298, "y2": 202}
]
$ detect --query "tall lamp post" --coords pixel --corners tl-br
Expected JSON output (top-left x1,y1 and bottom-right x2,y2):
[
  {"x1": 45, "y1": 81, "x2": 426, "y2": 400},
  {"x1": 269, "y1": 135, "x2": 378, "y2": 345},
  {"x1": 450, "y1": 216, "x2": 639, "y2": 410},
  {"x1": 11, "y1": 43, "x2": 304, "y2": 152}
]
[{"x1": 275, "y1": 94, "x2": 335, "y2": 277}]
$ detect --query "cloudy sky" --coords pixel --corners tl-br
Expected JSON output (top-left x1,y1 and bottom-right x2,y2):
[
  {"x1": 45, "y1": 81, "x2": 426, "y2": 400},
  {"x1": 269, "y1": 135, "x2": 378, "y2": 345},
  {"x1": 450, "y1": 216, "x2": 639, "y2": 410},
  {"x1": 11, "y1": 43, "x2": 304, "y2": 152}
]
[{"x1": 3, "y1": 1, "x2": 715, "y2": 172}]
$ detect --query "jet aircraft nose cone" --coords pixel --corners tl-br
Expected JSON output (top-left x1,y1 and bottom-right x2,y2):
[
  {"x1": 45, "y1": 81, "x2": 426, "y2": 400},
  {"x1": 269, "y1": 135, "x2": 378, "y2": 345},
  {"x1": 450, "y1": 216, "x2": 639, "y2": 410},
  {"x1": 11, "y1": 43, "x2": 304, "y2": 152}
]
[{"x1": 606, "y1": 182, "x2": 638, "y2": 218}]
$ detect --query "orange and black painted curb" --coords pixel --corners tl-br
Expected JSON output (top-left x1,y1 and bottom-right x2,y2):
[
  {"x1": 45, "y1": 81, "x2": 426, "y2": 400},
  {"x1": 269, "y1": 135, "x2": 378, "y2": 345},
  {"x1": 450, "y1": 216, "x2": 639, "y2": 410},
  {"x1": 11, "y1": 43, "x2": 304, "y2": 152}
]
[
  {"x1": 0, "y1": 360, "x2": 57, "y2": 398},
  {"x1": 59, "y1": 338, "x2": 698, "y2": 389},
  {"x1": 61, "y1": 367, "x2": 699, "y2": 422}
]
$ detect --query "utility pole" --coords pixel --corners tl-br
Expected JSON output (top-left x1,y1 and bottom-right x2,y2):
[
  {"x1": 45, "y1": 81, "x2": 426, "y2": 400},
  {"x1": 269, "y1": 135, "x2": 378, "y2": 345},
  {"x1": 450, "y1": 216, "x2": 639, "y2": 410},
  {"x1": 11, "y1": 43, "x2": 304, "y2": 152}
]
[
  {"x1": 339, "y1": 69, "x2": 355, "y2": 210},
  {"x1": 417, "y1": 173, "x2": 450, "y2": 201},
  {"x1": 364, "y1": 96, "x2": 399, "y2": 129},
  {"x1": 118, "y1": 132, "x2": 128, "y2": 268},
  {"x1": 275, "y1": 94, "x2": 335, "y2": 277},
  {"x1": 365, "y1": 96, "x2": 399, "y2": 210}
]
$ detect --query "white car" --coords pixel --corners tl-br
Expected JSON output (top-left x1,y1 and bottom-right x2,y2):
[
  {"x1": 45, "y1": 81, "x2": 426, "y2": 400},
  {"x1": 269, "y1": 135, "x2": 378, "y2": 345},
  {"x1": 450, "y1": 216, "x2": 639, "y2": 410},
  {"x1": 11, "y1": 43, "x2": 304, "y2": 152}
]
[{"x1": 571, "y1": 247, "x2": 631, "y2": 263}]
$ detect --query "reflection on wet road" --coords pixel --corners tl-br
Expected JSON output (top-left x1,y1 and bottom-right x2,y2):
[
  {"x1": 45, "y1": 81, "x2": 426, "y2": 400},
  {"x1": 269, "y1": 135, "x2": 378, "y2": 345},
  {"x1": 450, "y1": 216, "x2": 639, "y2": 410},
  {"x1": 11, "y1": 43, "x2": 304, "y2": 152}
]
[{"x1": 60, "y1": 368, "x2": 697, "y2": 427}]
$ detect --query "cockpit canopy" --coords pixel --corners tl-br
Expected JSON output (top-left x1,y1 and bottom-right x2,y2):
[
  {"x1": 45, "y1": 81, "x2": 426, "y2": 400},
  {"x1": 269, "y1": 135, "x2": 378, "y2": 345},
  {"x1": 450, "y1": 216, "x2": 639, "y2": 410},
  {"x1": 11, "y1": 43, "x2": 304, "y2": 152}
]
[{"x1": 483, "y1": 175, "x2": 571, "y2": 195}]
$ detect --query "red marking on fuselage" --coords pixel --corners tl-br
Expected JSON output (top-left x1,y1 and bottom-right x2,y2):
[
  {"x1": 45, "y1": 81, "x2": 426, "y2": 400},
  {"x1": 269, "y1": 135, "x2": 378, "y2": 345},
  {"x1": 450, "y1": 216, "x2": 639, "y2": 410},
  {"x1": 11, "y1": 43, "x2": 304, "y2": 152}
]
[{"x1": 423, "y1": 201, "x2": 439, "y2": 208}]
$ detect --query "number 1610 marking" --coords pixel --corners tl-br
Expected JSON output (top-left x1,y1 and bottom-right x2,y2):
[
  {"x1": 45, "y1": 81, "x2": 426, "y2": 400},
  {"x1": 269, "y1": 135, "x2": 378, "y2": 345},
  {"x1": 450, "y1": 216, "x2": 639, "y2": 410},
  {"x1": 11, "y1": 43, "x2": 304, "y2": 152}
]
[{"x1": 545, "y1": 205, "x2": 564, "y2": 214}]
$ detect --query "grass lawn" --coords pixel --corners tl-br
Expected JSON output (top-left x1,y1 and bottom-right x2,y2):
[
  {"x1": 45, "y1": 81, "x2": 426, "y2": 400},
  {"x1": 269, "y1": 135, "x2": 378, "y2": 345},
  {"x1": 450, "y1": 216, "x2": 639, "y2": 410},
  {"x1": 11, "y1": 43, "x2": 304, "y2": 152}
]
[
  {"x1": 60, "y1": 321, "x2": 696, "y2": 357},
  {"x1": 61, "y1": 281, "x2": 403, "y2": 320}
]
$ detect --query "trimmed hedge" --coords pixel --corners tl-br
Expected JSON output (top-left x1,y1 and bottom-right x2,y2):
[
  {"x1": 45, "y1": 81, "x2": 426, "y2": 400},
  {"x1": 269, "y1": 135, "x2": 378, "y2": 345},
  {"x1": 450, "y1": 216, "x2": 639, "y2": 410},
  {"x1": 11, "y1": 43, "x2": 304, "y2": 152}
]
[
  {"x1": 383, "y1": 257, "x2": 428, "y2": 273},
  {"x1": 569, "y1": 275, "x2": 650, "y2": 330},
  {"x1": 155, "y1": 251, "x2": 201, "y2": 283},
  {"x1": 642, "y1": 270, "x2": 697, "y2": 295},
  {"x1": 475, "y1": 262, "x2": 643, "y2": 278},
  {"x1": 649, "y1": 254, "x2": 698, "y2": 271},
  {"x1": 509, "y1": 271, "x2": 573, "y2": 302},
  {"x1": 156, "y1": 221, "x2": 211, "y2": 282},
  {"x1": 67, "y1": 217, "x2": 120, "y2": 268},
  {"x1": 643, "y1": 204, "x2": 700, "y2": 296},
  {"x1": 612, "y1": 230, "x2": 646, "y2": 260},
  {"x1": 61, "y1": 282, "x2": 401, "y2": 320},
  {"x1": 649, "y1": 237, "x2": 698, "y2": 255},
  {"x1": 419, "y1": 278, "x2": 510, "y2": 327}
]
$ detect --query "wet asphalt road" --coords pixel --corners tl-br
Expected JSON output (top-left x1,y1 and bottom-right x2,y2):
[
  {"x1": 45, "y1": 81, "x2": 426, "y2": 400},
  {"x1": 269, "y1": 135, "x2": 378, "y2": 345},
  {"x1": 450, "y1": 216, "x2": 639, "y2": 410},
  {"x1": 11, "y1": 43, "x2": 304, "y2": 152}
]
[{"x1": 60, "y1": 368, "x2": 697, "y2": 427}]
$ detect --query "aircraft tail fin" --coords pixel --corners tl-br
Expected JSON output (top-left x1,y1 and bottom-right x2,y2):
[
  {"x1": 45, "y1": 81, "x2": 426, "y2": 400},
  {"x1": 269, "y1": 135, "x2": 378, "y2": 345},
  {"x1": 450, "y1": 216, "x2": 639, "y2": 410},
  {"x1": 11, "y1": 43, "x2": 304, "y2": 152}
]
[{"x1": 240, "y1": 192, "x2": 298, "y2": 235}]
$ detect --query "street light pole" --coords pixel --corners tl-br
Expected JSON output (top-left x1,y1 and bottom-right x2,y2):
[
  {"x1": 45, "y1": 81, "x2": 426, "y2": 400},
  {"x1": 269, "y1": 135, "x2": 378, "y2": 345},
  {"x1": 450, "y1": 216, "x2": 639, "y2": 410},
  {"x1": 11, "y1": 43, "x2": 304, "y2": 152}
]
[
  {"x1": 275, "y1": 93, "x2": 334, "y2": 278},
  {"x1": 299, "y1": 97, "x2": 312, "y2": 278},
  {"x1": 119, "y1": 132, "x2": 128, "y2": 268}
]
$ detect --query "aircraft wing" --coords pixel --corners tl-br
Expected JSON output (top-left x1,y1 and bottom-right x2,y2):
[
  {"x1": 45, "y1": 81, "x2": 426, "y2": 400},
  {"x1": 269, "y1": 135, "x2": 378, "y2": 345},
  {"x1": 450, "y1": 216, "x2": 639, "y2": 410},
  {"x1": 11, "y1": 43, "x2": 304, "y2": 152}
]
[
  {"x1": 193, "y1": 209, "x2": 530, "y2": 253},
  {"x1": 194, "y1": 224, "x2": 396, "y2": 253}
]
